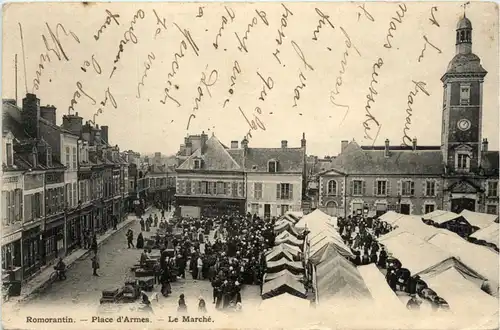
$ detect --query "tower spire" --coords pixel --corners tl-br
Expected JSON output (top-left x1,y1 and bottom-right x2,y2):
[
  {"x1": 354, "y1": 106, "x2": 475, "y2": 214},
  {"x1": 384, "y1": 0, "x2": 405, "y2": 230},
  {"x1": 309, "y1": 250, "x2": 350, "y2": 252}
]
[{"x1": 462, "y1": 1, "x2": 470, "y2": 17}]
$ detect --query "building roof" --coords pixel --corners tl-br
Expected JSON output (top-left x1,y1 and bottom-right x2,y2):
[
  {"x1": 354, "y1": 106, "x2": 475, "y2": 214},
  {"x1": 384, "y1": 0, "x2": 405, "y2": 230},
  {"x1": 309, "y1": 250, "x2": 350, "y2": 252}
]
[
  {"x1": 445, "y1": 53, "x2": 487, "y2": 76},
  {"x1": 325, "y1": 141, "x2": 444, "y2": 175},
  {"x1": 244, "y1": 147, "x2": 304, "y2": 173},
  {"x1": 39, "y1": 117, "x2": 79, "y2": 137},
  {"x1": 177, "y1": 135, "x2": 243, "y2": 171},
  {"x1": 457, "y1": 15, "x2": 472, "y2": 29}
]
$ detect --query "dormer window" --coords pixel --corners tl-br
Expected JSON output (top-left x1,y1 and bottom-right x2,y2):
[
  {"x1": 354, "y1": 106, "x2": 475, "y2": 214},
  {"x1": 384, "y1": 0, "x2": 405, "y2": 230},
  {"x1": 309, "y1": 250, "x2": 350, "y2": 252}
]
[
  {"x1": 460, "y1": 84, "x2": 471, "y2": 105},
  {"x1": 268, "y1": 160, "x2": 278, "y2": 173},
  {"x1": 6, "y1": 142, "x2": 13, "y2": 167},
  {"x1": 194, "y1": 159, "x2": 201, "y2": 169},
  {"x1": 46, "y1": 147, "x2": 52, "y2": 167}
]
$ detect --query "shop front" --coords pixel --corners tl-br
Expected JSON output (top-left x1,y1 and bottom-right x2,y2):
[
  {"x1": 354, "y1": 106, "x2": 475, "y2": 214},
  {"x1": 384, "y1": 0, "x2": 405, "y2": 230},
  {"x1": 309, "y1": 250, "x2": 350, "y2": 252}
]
[
  {"x1": 66, "y1": 210, "x2": 81, "y2": 253},
  {"x1": 22, "y1": 226, "x2": 42, "y2": 279},
  {"x1": 1, "y1": 230, "x2": 23, "y2": 281},
  {"x1": 176, "y1": 196, "x2": 246, "y2": 217},
  {"x1": 43, "y1": 215, "x2": 65, "y2": 264}
]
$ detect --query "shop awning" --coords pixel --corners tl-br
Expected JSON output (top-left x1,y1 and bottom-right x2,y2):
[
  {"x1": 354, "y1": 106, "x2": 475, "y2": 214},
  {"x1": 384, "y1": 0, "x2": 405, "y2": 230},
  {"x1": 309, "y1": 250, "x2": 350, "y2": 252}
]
[
  {"x1": 266, "y1": 249, "x2": 294, "y2": 262},
  {"x1": 422, "y1": 210, "x2": 461, "y2": 225},
  {"x1": 470, "y1": 222, "x2": 499, "y2": 247},
  {"x1": 266, "y1": 243, "x2": 301, "y2": 258},
  {"x1": 266, "y1": 258, "x2": 304, "y2": 275},
  {"x1": 263, "y1": 269, "x2": 304, "y2": 282}
]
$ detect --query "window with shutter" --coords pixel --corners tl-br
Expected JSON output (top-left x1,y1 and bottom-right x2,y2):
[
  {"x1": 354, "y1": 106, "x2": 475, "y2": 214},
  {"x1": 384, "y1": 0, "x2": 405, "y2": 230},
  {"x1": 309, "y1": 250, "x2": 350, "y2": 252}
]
[
  {"x1": 276, "y1": 184, "x2": 281, "y2": 200},
  {"x1": 349, "y1": 181, "x2": 354, "y2": 195},
  {"x1": 362, "y1": 181, "x2": 366, "y2": 195},
  {"x1": 373, "y1": 181, "x2": 377, "y2": 196},
  {"x1": 289, "y1": 184, "x2": 294, "y2": 200},
  {"x1": 2, "y1": 191, "x2": 8, "y2": 225}
]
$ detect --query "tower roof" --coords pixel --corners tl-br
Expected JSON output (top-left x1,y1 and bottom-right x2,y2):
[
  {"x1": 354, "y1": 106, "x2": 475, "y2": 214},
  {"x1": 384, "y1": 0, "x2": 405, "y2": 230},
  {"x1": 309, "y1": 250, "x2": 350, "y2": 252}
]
[{"x1": 457, "y1": 16, "x2": 472, "y2": 29}]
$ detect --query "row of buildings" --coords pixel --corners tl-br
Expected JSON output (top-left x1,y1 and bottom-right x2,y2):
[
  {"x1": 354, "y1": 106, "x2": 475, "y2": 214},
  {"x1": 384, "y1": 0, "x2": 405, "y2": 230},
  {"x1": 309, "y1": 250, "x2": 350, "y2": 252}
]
[
  {"x1": 172, "y1": 15, "x2": 499, "y2": 220},
  {"x1": 1, "y1": 94, "x2": 174, "y2": 285}
]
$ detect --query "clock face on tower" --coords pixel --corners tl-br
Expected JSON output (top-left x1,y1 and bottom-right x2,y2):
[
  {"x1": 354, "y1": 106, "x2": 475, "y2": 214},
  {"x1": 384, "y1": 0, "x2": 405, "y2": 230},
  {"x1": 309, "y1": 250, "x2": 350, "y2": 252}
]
[{"x1": 457, "y1": 118, "x2": 472, "y2": 131}]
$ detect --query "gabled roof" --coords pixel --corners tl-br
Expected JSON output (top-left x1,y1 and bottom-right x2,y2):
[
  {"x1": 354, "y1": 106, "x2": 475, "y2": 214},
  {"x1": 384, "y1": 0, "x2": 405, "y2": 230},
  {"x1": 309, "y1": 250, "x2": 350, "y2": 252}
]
[
  {"x1": 327, "y1": 141, "x2": 443, "y2": 175},
  {"x1": 244, "y1": 147, "x2": 304, "y2": 173},
  {"x1": 39, "y1": 117, "x2": 78, "y2": 137},
  {"x1": 177, "y1": 135, "x2": 243, "y2": 171}
]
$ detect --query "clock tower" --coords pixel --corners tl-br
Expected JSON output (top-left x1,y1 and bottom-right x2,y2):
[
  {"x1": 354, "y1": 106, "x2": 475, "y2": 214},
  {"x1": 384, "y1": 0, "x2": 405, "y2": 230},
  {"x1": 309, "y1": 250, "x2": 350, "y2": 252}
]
[{"x1": 441, "y1": 15, "x2": 487, "y2": 174}]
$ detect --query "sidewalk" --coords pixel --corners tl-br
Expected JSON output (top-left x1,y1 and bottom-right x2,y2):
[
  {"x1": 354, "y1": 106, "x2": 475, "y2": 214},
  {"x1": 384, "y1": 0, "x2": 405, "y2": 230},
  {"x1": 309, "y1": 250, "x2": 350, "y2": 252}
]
[{"x1": 4, "y1": 207, "x2": 155, "y2": 308}]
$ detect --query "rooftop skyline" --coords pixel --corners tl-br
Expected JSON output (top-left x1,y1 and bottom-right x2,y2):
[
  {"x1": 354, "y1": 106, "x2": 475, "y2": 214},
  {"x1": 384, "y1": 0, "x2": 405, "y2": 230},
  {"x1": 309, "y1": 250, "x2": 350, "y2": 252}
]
[{"x1": 2, "y1": 2, "x2": 498, "y2": 156}]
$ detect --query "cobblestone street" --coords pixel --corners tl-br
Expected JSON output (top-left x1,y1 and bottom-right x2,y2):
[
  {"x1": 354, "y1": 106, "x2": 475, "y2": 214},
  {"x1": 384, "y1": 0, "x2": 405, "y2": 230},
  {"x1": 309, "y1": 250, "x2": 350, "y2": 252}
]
[{"x1": 23, "y1": 209, "x2": 262, "y2": 316}]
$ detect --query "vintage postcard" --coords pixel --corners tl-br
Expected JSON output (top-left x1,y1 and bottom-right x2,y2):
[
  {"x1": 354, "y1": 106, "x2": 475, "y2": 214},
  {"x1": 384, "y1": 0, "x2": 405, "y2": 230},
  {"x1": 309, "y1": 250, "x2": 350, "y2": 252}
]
[{"x1": 1, "y1": 1, "x2": 499, "y2": 329}]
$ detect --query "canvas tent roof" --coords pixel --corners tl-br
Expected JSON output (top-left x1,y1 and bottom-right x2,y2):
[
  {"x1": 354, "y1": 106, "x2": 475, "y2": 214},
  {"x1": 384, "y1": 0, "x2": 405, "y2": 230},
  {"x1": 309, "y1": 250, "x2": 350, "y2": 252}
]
[
  {"x1": 266, "y1": 258, "x2": 304, "y2": 275},
  {"x1": 427, "y1": 233, "x2": 499, "y2": 285},
  {"x1": 266, "y1": 249, "x2": 294, "y2": 262},
  {"x1": 379, "y1": 218, "x2": 460, "y2": 242},
  {"x1": 378, "y1": 211, "x2": 404, "y2": 225},
  {"x1": 285, "y1": 211, "x2": 303, "y2": 222},
  {"x1": 263, "y1": 269, "x2": 303, "y2": 282},
  {"x1": 460, "y1": 209, "x2": 498, "y2": 230},
  {"x1": 425, "y1": 268, "x2": 499, "y2": 323},
  {"x1": 357, "y1": 264, "x2": 407, "y2": 314},
  {"x1": 275, "y1": 231, "x2": 303, "y2": 247},
  {"x1": 295, "y1": 209, "x2": 336, "y2": 229},
  {"x1": 262, "y1": 272, "x2": 306, "y2": 299},
  {"x1": 315, "y1": 249, "x2": 371, "y2": 302},
  {"x1": 259, "y1": 292, "x2": 310, "y2": 310},
  {"x1": 470, "y1": 222, "x2": 499, "y2": 246},
  {"x1": 380, "y1": 232, "x2": 484, "y2": 281},
  {"x1": 422, "y1": 209, "x2": 461, "y2": 225},
  {"x1": 274, "y1": 221, "x2": 301, "y2": 237},
  {"x1": 391, "y1": 214, "x2": 425, "y2": 228},
  {"x1": 266, "y1": 243, "x2": 301, "y2": 257},
  {"x1": 309, "y1": 234, "x2": 354, "y2": 262}
]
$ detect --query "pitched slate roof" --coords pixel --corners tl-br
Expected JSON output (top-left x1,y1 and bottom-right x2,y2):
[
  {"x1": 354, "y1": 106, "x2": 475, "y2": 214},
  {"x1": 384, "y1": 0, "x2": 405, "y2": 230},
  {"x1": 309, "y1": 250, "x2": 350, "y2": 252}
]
[
  {"x1": 481, "y1": 151, "x2": 499, "y2": 176},
  {"x1": 244, "y1": 147, "x2": 304, "y2": 173},
  {"x1": 177, "y1": 135, "x2": 243, "y2": 171},
  {"x1": 328, "y1": 141, "x2": 443, "y2": 175}
]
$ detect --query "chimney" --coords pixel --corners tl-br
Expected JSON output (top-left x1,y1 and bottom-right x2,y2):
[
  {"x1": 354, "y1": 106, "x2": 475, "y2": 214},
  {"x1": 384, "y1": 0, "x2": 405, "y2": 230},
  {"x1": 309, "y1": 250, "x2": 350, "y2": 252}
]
[
  {"x1": 62, "y1": 112, "x2": 83, "y2": 135},
  {"x1": 281, "y1": 140, "x2": 288, "y2": 148},
  {"x1": 482, "y1": 138, "x2": 489, "y2": 152},
  {"x1": 241, "y1": 137, "x2": 249, "y2": 150},
  {"x1": 301, "y1": 132, "x2": 306, "y2": 149},
  {"x1": 412, "y1": 138, "x2": 417, "y2": 151},
  {"x1": 93, "y1": 126, "x2": 102, "y2": 146},
  {"x1": 40, "y1": 105, "x2": 57, "y2": 125},
  {"x1": 384, "y1": 139, "x2": 390, "y2": 157},
  {"x1": 231, "y1": 140, "x2": 239, "y2": 149},
  {"x1": 185, "y1": 140, "x2": 192, "y2": 156},
  {"x1": 341, "y1": 140, "x2": 348, "y2": 153},
  {"x1": 101, "y1": 125, "x2": 109, "y2": 144},
  {"x1": 201, "y1": 131, "x2": 208, "y2": 151},
  {"x1": 22, "y1": 93, "x2": 41, "y2": 139}
]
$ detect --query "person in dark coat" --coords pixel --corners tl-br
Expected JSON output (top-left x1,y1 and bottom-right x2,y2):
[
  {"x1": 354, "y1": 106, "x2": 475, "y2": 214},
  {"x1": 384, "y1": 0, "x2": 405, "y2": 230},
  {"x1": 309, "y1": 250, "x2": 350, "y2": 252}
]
[
  {"x1": 91, "y1": 253, "x2": 100, "y2": 276},
  {"x1": 136, "y1": 232, "x2": 144, "y2": 249},
  {"x1": 177, "y1": 294, "x2": 187, "y2": 313},
  {"x1": 377, "y1": 247, "x2": 387, "y2": 268},
  {"x1": 126, "y1": 229, "x2": 134, "y2": 248},
  {"x1": 140, "y1": 218, "x2": 145, "y2": 231},
  {"x1": 91, "y1": 235, "x2": 98, "y2": 253},
  {"x1": 160, "y1": 267, "x2": 172, "y2": 297},
  {"x1": 407, "y1": 275, "x2": 420, "y2": 295}
]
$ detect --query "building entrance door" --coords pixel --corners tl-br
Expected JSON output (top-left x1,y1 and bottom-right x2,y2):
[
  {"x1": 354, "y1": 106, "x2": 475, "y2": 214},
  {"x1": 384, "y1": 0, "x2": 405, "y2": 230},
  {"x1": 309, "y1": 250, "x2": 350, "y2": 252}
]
[
  {"x1": 264, "y1": 204, "x2": 271, "y2": 220},
  {"x1": 451, "y1": 198, "x2": 475, "y2": 213},
  {"x1": 400, "y1": 204, "x2": 410, "y2": 215}
]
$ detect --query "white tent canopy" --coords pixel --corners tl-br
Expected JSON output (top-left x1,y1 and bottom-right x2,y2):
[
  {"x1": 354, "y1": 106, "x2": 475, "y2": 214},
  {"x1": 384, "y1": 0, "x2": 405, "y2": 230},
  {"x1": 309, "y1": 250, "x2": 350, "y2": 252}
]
[
  {"x1": 425, "y1": 268, "x2": 499, "y2": 324},
  {"x1": 309, "y1": 233, "x2": 354, "y2": 261},
  {"x1": 378, "y1": 211, "x2": 404, "y2": 225},
  {"x1": 379, "y1": 218, "x2": 460, "y2": 242},
  {"x1": 358, "y1": 264, "x2": 407, "y2": 315},
  {"x1": 470, "y1": 222, "x2": 499, "y2": 246},
  {"x1": 460, "y1": 209, "x2": 498, "y2": 230},
  {"x1": 266, "y1": 243, "x2": 301, "y2": 257},
  {"x1": 380, "y1": 232, "x2": 484, "y2": 282},
  {"x1": 263, "y1": 269, "x2": 304, "y2": 282},
  {"x1": 275, "y1": 231, "x2": 303, "y2": 247},
  {"x1": 427, "y1": 233, "x2": 499, "y2": 286},
  {"x1": 422, "y1": 210, "x2": 461, "y2": 224},
  {"x1": 295, "y1": 209, "x2": 337, "y2": 229},
  {"x1": 259, "y1": 292, "x2": 310, "y2": 311}
]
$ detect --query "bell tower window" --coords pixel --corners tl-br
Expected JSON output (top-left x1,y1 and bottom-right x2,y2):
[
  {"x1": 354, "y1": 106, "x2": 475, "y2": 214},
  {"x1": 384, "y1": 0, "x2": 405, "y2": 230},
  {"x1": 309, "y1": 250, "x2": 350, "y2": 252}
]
[
  {"x1": 456, "y1": 152, "x2": 471, "y2": 172},
  {"x1": 460, "y1": 84, "x2": 470, "y2": 105}
]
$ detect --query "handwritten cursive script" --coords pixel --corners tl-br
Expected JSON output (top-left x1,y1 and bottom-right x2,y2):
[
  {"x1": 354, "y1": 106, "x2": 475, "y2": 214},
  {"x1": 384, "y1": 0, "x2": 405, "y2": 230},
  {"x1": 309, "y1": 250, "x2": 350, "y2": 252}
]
[
  {"x1": 213, "y1": 6, "x2": 236, "y2": 49},
  {"x1": 32, "y1": 23, "x2": 80, "y2": 92},
  {"x1": 136, "y1": 52, "x2": 156, "y2": 98},
  {"x1": 401, "y1": 80, "x2": 430, "y2": 146},
  {"x1": 383, "y1": 4, "x2": 408, "y2": 49},
  {"x1": 234, "y1": 10, "x2": 269, "y2": 53},
  {"x1": 312, "y1": 8, "x2": 335, "y2": 41},
  {"x1": 362, "y1": 58, "x2": 384, "y2": 140},
  {"x1": 94, "y1": 9, "x2": 120, "y2": 41}
]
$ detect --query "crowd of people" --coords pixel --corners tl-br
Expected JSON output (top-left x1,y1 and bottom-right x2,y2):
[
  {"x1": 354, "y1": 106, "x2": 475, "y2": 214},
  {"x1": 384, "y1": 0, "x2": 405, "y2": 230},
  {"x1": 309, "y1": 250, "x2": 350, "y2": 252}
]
[{"x1": 134, "y1": 210, "x2": 276, "y2": 313}]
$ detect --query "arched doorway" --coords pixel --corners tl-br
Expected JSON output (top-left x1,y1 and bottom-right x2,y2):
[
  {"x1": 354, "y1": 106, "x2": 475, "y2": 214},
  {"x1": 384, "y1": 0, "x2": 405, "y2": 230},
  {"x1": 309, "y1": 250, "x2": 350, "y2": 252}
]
[
  {"x1": 325, "y1": 201, "x2": 338, "y2": 216},
  {"x1": 451, "y1": 198, "x2": 475, "y2": 213}
]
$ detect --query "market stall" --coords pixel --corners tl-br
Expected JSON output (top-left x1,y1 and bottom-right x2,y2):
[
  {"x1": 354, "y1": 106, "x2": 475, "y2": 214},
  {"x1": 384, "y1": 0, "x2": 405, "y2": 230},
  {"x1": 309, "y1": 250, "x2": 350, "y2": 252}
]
[{"x1": 261, "y1": 272, "x2": 307, "y2": 299}]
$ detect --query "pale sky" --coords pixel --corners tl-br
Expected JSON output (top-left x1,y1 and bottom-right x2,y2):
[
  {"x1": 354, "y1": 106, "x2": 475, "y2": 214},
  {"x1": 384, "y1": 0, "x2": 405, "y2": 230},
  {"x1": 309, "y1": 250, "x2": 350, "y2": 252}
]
[{"x1": 2, "y1": 1, "x2": 498, "y2": 157}]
